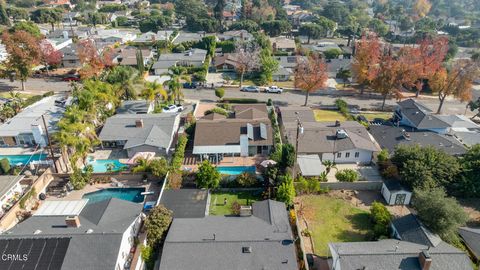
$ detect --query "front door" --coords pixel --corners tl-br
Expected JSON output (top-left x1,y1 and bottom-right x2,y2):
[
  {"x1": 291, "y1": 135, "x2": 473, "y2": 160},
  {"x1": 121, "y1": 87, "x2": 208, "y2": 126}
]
[{"x1": 395, "y1": 194, "x2": 406, "y2": 205}]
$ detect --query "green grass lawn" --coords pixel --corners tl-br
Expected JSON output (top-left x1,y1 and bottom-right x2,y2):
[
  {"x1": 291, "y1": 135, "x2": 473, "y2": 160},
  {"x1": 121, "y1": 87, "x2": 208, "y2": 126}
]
[
  {"x1": 314, "y1": 110, "x2": 348, "y2": 122},
  {"x1": 298, "y1": 195, "x2": 374, "y2": 256},
  {"x1": 362, "y1": 112, "x2": 393, "y2": 121},
  {"x1": 209, "y1": 190, "x2": 261, "y2": 216},
  {"x1": 0, "y1": 92, "x2": 36, "y2": 99}
]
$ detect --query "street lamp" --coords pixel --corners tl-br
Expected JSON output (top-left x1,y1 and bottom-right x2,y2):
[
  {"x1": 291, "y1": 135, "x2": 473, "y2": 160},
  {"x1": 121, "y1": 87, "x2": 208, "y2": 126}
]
[{"x1": 293, "y1": 112, "x2": 303, "y2": 178}]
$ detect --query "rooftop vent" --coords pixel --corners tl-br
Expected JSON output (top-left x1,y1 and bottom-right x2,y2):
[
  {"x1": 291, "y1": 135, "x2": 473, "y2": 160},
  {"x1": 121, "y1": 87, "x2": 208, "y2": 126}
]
[
  {"x1": 242, "y1": 247, "x2": 252, "y2": 253},
  {"x1": 419, "y1": 250, "x2": 432, "y2": 270},
  {"x1": 336, "y1": 129, "x2": 348, "y2": 139}
]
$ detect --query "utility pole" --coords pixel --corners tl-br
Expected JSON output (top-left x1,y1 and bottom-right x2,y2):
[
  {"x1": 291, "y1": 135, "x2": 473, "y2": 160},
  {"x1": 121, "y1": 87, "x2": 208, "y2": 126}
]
[
  {"x1": 292, "y1": 112, "x2": 303, "y2": 178},
  {"x1": 42, "y1": 115, "x2": 58, "y2": 173}
]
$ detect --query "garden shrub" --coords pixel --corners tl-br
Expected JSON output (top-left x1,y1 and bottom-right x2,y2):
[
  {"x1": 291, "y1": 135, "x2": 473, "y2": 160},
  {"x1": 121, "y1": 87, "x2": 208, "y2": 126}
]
[
  {"x1": 141, "y1": 245, "x2": 156, "y2": 270},
  {"x1": 0, "y1": 158, "x2": 10, "y2": 174},
  {"x1": 295, "y1": 176, "x2": 321, "y2": 195},
  {"x1": 335, "y1": 169, "x2": 359, "y2": 182},
  {"x1": 215, "y1": 88, "x2": 225, "y2": 99},
  {"x1": 195, "y1": 160, "x2": 220, "y2": 189},
  {"x1": 377, "y1": 149, "x2": 389, "y2": 162},
  {"x1": 168, "y1": 172, "x2": 183, "y2": 189},
  {"x1": 370, "y1": 201, "x2": 392, "y2": 239},
  {"x1": 231, "y1": 201, "x2": 241, "y2": 215},
  {"x1": 204, "y1": 107, "x2": 228, "y2": 116},
  {"x1": 171, "y1": 135, "x2": 188, "y2": 171},
  {"x1": 222, "y1": 98, "x2": 260, "y2": 104},
  {"x1": 235, "y1": 172, "x2": 258, "y2": 187}
]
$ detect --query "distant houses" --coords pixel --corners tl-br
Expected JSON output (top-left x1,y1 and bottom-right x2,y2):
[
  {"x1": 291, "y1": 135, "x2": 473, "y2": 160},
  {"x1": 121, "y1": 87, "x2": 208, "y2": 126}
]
[{"x1": 152, "y1": 48, "x2": 208, "y2": 75}]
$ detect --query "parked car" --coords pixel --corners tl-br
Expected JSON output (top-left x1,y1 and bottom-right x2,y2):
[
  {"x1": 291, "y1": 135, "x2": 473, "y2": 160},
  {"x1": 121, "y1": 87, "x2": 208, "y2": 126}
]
[
  {"x1": 240, "y1": 85, "x2": 260, "y2": 92},
  {"x1": 265, "y1": 86, "x2": 283, "y2": 93},
  {"x1": 162, "y1": 104, "x2": 184, "y2": 113},
  {"x1": 62, "y1": 75, "x2": 80, "y2": 82},
  {"x1": 183, "y1": 82, "x2": 200, "y2": 89},
  {"x1": 357, "y1": 115, "x2": 368, "y2": 123}
]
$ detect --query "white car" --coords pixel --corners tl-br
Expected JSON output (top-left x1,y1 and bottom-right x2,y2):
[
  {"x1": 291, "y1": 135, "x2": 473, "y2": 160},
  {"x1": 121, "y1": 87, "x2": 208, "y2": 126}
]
[
  {"x1": 162, "y1": 104, "x2": 184, "y2": 113},
  {"x1": 240, "y1": 85, "x2": 260, "y2": 92},
  {"x1": 265, "y1": 86, "x2": 283, "y2": 94}
]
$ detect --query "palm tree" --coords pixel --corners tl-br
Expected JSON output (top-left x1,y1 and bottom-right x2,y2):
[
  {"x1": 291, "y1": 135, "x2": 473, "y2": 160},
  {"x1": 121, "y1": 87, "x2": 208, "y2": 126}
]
[
  {"x1": 0, "y1": 104, "x2": 15, "y2": 121},
  {"x1": 132, "y1": 158, "x2": 151, "y2": 173},
  {"x1": 163, "y1": 66, "x2": 189, "y2": 104},
  {"x1": 141, "y1": 81, "x2": 168, "y2": 108},
  {"x1": 8, "y1": 91, "x2": 23, "y2": 113},
  {"x1": 322, "y1": 160, "x2": 337, "y2": 175}
]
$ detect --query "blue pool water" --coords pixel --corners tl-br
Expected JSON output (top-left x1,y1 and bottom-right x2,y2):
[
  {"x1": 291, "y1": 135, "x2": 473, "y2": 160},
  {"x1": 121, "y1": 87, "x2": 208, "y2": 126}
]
[
  {"x1": 83, "y1": 188, "x2": 146, "y2": 204},
  {"x1": 217, "y1": 166, "x2": 256, "y2": 175},
  {"x1": 87, "y1": 158, "x2": 128, "y2": 173},
  {"x1": 0, "y1": 153, "x2": 47, "y2": 165}
]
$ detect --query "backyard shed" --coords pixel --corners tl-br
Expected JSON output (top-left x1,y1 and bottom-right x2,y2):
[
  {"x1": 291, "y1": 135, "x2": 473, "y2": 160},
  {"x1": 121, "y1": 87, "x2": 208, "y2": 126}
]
[
  {"x1": 297, "y1": 155, "x2": 325, "y2": 177},
  {"x1": 381, "y1": 179, "x2": 412, "y2": 205}
]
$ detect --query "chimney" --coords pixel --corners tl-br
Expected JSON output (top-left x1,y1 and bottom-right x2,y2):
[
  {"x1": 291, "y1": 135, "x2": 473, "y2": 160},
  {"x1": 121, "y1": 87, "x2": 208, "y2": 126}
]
[
  {"x1": 65, "y1": 216, "x2": 81, "y2": 228},
  {"x1": 418, "y1": 251, "x2": 432, "y2": 270},
  {"x1": 135, "y1": 119, "x2": 144, "y2": 128}
]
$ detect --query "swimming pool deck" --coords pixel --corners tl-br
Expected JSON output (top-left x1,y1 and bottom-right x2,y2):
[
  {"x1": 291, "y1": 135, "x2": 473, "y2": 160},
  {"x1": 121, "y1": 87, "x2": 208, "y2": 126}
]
[
  {"x1": 88, "y1": 149, "x2": 128, "y2": 160},
  {"x1": 0, "y1": 147, "x2": 45, "y2": 155}
]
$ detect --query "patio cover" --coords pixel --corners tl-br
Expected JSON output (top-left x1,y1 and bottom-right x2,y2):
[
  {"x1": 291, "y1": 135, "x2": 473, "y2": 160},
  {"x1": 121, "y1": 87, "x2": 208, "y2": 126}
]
[
  {"x1": 125, "y1": 152, "x2": 156, "y2": 165},
  {"x1": 297, "y1": 155, "x2": 325, "y2": 176}
]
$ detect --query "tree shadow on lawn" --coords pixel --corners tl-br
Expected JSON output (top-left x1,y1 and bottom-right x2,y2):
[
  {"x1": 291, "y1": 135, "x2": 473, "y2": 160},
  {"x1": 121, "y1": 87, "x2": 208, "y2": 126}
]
[{"x1": 336, "y1": 212, "x2": 374, "y2": 242}]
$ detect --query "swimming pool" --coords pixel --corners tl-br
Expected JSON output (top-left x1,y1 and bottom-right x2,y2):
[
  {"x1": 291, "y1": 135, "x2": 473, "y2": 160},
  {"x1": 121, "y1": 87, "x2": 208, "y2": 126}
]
[
  {"x1": 83, "y1": 188, "x2": 146, "y2": 204},
  {"x1": 217, "y1": 166, "x2": 256, "y2": 175},
  {"x1": 0, "y1": 153, "x2": 47, "y2": 165},
  {"x1": 86, "y1": 158, "x2": 128, "y2": 173}
]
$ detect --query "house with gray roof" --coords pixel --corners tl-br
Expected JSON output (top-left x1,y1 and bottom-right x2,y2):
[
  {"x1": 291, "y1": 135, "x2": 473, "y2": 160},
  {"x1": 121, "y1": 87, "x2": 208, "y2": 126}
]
[
  {"x1": 328, "y1": 239, "x2": 473, "y2": 270},
  {"x1": 391, "y1": 214, "x2": 442, "y2": 247},
  {"x1": 152, "y1": 49, "x2": 207, "y2": 75},
  {"x1": 193, "y1": 104, "x2": 273, "y2": 160},
  {"x1": 158, "y1": 200, "x2": 298, "y2": 270},
  {"x1": 369, "y1": 124, "x2": 467, "y2": 156},
  {"x1": 459, "y1": 227, "x2": 480, "y2": 264},
  {"x1": 0, "y1": 198, "x2": 143, "y2": 270},
  {"x1": 98, "y1": 113, "x2": 180, "y2": 158},
  {"x1": 0, "y1": 95, "x2": 66, "y2": 147}
]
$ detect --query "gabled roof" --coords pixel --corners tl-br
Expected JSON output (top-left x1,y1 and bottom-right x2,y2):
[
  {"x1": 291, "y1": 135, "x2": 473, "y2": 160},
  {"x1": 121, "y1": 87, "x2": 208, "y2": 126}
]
[
  {"x1": 392, "y1": 214, "x2": 442, "y2": 247},
  {"x1": 159, "y1": 200, "x2": 297, "y2": 270},
  {"x1": 397, "y1": 99, "x2": 451, "y2": 129},
  {"x1": 329, "y1": 239, "x2": 473, "y2": 270},
  {"x1": 116, "y1": 100, "x2": 152, "y2": 114},
  {"x1": 99, "y1": 113, "x2": 178, "y2": 150},
  {"x1": 159, "y1": 189, "x2": 208, "y2": 218},
  {"x1": 459, "y1": 227, "x2": 480, "y2": 259},
  {"x1": 369, "y1": 124, "x2": 467, "y2": 156},
  {"x1": 0, "y1": 175, "x2": 24, "y2": 198},
  {"x1": 383, "y1": 179, "x2": 411, "y2": 192}
]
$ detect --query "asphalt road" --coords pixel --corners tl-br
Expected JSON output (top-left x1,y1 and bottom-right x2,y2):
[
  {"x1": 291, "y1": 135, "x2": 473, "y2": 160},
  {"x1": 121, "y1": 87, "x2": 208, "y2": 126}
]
[
  {"x1": 0, "y1": 78, "x2": 72, "y2": 95},
  {"x1": 184, "y1": 87, "x2": 475, "y2": 116}
]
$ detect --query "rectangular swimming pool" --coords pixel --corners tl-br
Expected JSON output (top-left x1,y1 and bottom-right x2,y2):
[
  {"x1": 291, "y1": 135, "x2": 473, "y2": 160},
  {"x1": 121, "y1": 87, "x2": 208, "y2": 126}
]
[
  {"x1": 0, "y1": 153, "x2": 47, "y2": 165},
  {"x1": 83, "y1": 187, "x2": 146, "y2": 204},
  {"x1": 86, "y1": 157, "x2": 128, "y2": 173},
  {"x1": 217, "y1": 166, "x2": 256, "y2": 175}
]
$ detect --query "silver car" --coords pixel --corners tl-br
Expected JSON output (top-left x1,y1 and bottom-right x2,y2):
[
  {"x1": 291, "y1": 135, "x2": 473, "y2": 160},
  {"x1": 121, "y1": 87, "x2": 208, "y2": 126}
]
[{"x1": 240, "y1": 86, "x2": 260, "y2": 92}]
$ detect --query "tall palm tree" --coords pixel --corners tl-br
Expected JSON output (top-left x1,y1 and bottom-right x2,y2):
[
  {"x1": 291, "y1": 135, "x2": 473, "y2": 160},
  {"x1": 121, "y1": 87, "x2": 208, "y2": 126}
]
[
  {"x1": 141, "y1": 81, "x2": 168, "y2": 108},
  {"x1": 163, "y1": 66, "x2": 189, "y2": 104}
]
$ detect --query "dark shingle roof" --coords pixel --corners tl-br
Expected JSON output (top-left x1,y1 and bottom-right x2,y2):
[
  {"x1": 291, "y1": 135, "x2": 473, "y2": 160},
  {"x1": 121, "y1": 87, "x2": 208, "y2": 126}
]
[
  {"x1": 392, "y1": 214, "x2": 442, "y2": 247},
  {"x1": 330, "y1": 239, "x2": 473, "y2": 270},
  {"x1": 397, "y1": 99, "x2": 451, "y2": 129},
  {"x1": 159, "y1": 189, "x2": 208, "y2": 218},
  {"x1": 459, "y1": 227, "x2": 480, "y2": 259},
  {"x1": 159, "y1": 200, "x2": 297, "y2": 270},
  {"x1": 369, "y1": 125, "x2": 466, "y2": 156},
  {"x1": 116, "y1": 100, "x2": 152, "y2": 114}
]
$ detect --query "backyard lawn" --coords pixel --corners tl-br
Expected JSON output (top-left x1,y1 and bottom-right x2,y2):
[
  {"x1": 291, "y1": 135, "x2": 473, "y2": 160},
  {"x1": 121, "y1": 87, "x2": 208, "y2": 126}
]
[
  {"x1": 296, "y1": 195, "x2": 374, "y2": 256},
  {"x1": 362, "y1": 112, "x2": 393, "y2": 121},
  {"x1": 314, "y1": 110, "x2": 348, "y2": 122},
  {"x1": 209, "y1": 190, "x2": 261, "y2": 216}
]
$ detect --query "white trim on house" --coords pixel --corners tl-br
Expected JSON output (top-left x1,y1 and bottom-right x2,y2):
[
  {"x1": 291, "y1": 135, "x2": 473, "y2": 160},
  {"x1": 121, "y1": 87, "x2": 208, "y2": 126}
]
[{"x1": 193, "y1": 145, "x2": 241, "y2": 155}]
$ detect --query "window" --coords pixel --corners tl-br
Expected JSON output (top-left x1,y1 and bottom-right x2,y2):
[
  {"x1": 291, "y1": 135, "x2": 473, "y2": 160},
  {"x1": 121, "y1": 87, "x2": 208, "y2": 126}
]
[
  {"x1": 355, "y1": 152, "x2": 360, "y2": 158},
  {"x1": 345, "y1": 152, "x2": 350, "y2": 158},
  {"x1": 337, "y1": 152, "x2": 341, "y2": 158}
]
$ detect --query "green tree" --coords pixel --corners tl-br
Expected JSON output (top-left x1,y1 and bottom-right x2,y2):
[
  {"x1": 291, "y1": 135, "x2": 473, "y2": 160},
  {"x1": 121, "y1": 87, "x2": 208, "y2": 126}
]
[
  {"x1": 413, "y1": 187, "x2": 468, "y2": 244},
  {"x1": 320, "y1": 1, "x2": 349, "y2": 24},
  {"x1": 103, "y1": 66, "x2": 139, "y2": 100},
  {"x1": 136, "y1": 49, "x2": 145, "y2": 74},
  {"x1": 0, "y1": 158, "x2": 10, "y2": 174},
  {"x1": 164, "y1": 66, "x2": 189, "y2": 104},
  {"x1": 370, "y1": 201, "x2": 392, "y2": 238},
  {"x1": 6, "y1": 7, "x2": 29, "y2": 23},
  {"x1": 196, "y1": 160, "x2": 221, "y2": 189},
  {"x1": 281, "y1": 143, "x2": 295, "y2": 168},
  {"x1": 323, "y1": 48, "x2": 342, "y2": 59},
  {"x1": 215, "y1": 88, "x2": 225, "y2": 100},
  {"x1": 30, "y1": 8, "x2": 63, "y2": 31},
  {"x1": 261, "y1": 20, "x2": 291, "y2": 37},
  {"x1": 299, "y1": 23, "x2": 323, "y2": 44},
  {"x1": 391, "y1": 145, "x2": 461, "y2": 190},
  {"x1": 0, "y1": 0, "x2": 10, "y2": 26},
  {"x1": 141, "y1": 81, "x2": 168, "y2": 107},
  {"x1": 336, "y1": 68, "x2": 352, "y2": 86},
  {"x1": 144, "y1": 204, "x2": 173, "y2": 247},
  {"x1": 453, "y1": 145, "x2": 480, "y2": 197},
  {"x1": 259, "y1": 48, "x2": 278, "y2": 85},
  {"x1": 322, "y1": 160, "x2": 337, "y2": 174},
  {"x1": 276, "y1": 173, "x2": 295, "y2": 206},
  {"x1": 229, "y1": 19, "x2": 259, "y2": 33},
  {"x1": 10, "y1": 21, "x2": 41, "y2": 37},
  {"x1": 368, "y1": 18, "x2": 389, "y2": 37}
]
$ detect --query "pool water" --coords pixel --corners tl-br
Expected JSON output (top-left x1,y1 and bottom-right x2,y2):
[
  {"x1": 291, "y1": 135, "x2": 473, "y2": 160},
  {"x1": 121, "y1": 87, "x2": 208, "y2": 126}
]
[
  {"x1": 86, "y1": 158, "x2": 128, "y2": 173},
  {"x1": 83, "y1": 188, "x2": 146, "y2": 204},
  {"x1": 0, "y1": 153, "x2": 47, "y2": 165},
  {"x1": 217, "y1": 166, "x2": 256, "y2": 175}
]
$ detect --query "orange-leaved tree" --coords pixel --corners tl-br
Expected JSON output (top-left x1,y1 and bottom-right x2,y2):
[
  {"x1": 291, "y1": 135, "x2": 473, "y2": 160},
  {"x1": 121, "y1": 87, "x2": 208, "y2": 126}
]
[
  {"x1": 351, "y1": 33, "x2": 381, "y2": 94},
  {"x1": 78, "y1": 39, "x2": 114, "y2": 79},
  {"x1": 294, "y1": 53, "x2": 328, "y2": 106},
  {"x1": 429, "y1": 60, "x2": 477, "y2": 114}
]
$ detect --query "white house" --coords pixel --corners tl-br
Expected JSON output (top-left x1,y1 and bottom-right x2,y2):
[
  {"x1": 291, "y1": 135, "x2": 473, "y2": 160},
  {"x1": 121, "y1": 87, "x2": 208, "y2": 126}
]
[
  {"x1": 381, "y1": 179, "x2": 412, "y2": 205},
  {"x1": 0, "y1": 175, "x2": 25, "y2": 217},
  {"x1": 152, "y1": 49, "x2": 207, "y2": 75}
]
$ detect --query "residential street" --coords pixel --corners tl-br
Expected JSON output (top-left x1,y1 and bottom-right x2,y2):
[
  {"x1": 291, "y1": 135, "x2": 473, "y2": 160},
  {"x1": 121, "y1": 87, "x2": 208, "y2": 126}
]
[{"x1": 184, "y1": 87, "x2": 475, "y2": 116}]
